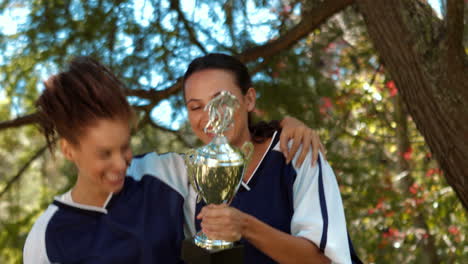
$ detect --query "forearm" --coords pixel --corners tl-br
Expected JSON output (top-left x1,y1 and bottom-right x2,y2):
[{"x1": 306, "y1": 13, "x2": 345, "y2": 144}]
[{"x1": 242, "y1": 214, "x2": 330, "y2": 264}]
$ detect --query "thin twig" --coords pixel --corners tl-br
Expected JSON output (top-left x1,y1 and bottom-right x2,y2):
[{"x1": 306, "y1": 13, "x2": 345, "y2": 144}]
[
  {"x1": 170, "y1": 0, "x2": 207, "y2": 54},
  {"x1": 0, "y1": 143, "x2": 51, "y2": 199},
  {"x1": 147, "y1": 119, "x2": 193, "y2": 148},
  {"x1": 0, "y1": 113, "x2": 39, "y2": 131}
]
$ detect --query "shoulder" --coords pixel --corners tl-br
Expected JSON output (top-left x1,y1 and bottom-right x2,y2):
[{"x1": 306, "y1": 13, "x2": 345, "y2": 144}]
[
  {"x1": 24, "y1": 204, "x2": 59, "y2": 264},
  {"x1": 129, "y1": 152, "x2": 184, "y2": 173},
  {"x1": 127, "y1": 151, "x2": 188, "y2": 197}
]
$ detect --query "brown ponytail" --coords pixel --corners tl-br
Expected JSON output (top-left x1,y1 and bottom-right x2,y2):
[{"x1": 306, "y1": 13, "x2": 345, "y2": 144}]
[{"x1": 36, "y1": 56, "x2": 134, "y2": 152}]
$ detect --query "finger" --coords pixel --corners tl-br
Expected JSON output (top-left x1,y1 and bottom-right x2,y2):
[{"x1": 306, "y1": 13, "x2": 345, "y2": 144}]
[
  {"x1": 279, "y1": 130, "x2": 289, "y2": 160},
  {"x1": 319, "y1": 142, "x2": 327, "y2": 160},
  {"x1": 202, "y1": 223, "x2": 237, "y2": 240},
  {"x1": 201, "y1": 220, "x2": 227, "y2": 233},
  {"x1": 203, "y1": 229, "x2": 222, "y2": 240},
  {"x1": 203, "y1": 205, "x2": 232, "y2": 219},
  {"x1": 197, "y1": 204, "x2": 221, "y2": 219},
  {"x1": 203, "y1": 228, "x2": 241, "y2": 242},
  {"x1": 311, "y1": 132, "x2": 320, "y2": 167},
  {"x1": 203, "y1": 230, "x2": 233, "y2": 241},
  {"x1": 287, "y1": 130, "x2": 302, "y2": 164},
  {"x1": 296, "y1": 131, "x2": 311, "y2": 167},
  {"x1": 196, "y1": 207, "x2": 206, "y2": 219},
  {"x1": 217, "y1": 203, "x2": 228, "y2": 209}
]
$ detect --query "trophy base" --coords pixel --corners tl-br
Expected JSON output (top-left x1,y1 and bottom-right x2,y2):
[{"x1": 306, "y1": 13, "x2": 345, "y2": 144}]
[
  {"x1": 181, "y1": 238, "x2": 244, "y2": 264},
  {"x1": 194, "y1": 231, "x2": 233, "y2": 250}
]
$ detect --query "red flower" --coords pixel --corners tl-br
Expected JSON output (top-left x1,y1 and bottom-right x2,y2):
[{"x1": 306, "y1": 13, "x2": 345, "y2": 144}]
[
  {"x1": 389, "y1": 228, "x2": 399, "y2": 237},
  {"x1": 426, "y1": 168, "x2": 442, "y2": 177},
  {"x1": 368, "y1": 208, "x2": 376, "y2": 215},
  {"x1": 385, "y1": 211, "x2": 395, "y2": 217},
  {"x1": 383, "y1": 227, "x2": 399, "y2": 239},
  {"x1": 448, "y1": 226, "x2": 460, "y2": 236},
  {"x1": 386, "y1": 81, "x2": 398, "y2": 96},
  {"x1": 325, "y1": 42, "x2": 336, "y2": 50},
  {"x1": 415, "y1": 198, "x2": 425, "y2": 205},
  {"x1": 402, "y1": 147, "x2": 413, "y2": 160},
  {"x1": 319, "y1": 97, "x2": 333, "y2": 116},
  {"x1": 321, "y1": 97, "x2": 333, "y2": 109},
  {"x1": 376, "y1": 200, "x2": 384, "y2": 210},
  {"x1": 409, "y1": 183, "x2": 418, "y2": 194}
]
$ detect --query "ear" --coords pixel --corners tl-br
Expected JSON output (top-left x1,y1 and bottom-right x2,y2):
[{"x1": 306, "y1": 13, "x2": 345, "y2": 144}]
[
  {"x1": 244, "y1": 88, "x2": 256, "y2": 112},
  {"x1": 60, "y1": 139, "x2": 75, "y2": 161}
]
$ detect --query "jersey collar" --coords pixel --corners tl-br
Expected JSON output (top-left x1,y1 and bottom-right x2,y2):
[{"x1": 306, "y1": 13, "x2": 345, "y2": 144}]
[
  {"x1": 53, "y1": 190, "x2": 113, "y2": 214},
  {"x1": 241, "y1": 130, "x2": 280, "y2": 191}
]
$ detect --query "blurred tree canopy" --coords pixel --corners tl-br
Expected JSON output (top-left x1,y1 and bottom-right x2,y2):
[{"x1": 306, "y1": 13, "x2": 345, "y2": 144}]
[{"x1": 0, "y1": 0, "x2": 467, "y2": 263}]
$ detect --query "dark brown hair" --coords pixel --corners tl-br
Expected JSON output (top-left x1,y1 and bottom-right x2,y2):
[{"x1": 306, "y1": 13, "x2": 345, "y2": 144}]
[
  {"x1": 36, "y1": 56, "x2": 134, "y2": 151},
  {"x1": 183, "y1": 53, "x2": 280, "y2": 143}
]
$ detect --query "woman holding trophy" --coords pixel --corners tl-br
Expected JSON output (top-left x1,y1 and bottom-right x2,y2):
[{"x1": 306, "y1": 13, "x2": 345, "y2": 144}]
[
  {"x1": 23, "y1": 56, "x2": 324, "y2": 263},
  {"x1": 183, "y1": 53, "x2": 360, "y2": 264}
]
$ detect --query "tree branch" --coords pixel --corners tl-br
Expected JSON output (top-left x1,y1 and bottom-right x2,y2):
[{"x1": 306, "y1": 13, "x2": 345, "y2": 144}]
[
  {"x1": 446, "y1": 0, "x2": 465, "y2": 66},
  {"x1": 127, "y1": 0, "x2": 354, "y2": 104},
  {"x1": 170, "y1": 0, "x2": 207, "y2": 54},
  {"x1": 0, "y1": 143, "x2": 50, "y2": 199},
  {"x1": 237, "y1": 0, "x2": 355, "y2": 62},
  {"x1": 2, "y1": 0, "x2": 354, "y2": 132},
  {"x1": 0, "y1": 113, "x2": 39, "y2": 130},
  {"x1": 125, "y1": 78, "x2": 183, "y2": 100},
  {"x1": 147, "y1": 118, "x2": 194, "y2": 148}
]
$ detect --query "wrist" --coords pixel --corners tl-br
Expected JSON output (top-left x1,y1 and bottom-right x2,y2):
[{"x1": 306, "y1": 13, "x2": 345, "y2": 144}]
[{"x1": 240, "y1": 212, "x2": 258, "y2": 240}]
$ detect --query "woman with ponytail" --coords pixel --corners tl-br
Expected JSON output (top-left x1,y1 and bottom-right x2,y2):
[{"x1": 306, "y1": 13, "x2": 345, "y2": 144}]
[
  {"x1": 24, "y1": 57, "x2": 187, "y2": 263},
  {"x1": 182, "y1": 53, "x2": 361, "y2": 264}
]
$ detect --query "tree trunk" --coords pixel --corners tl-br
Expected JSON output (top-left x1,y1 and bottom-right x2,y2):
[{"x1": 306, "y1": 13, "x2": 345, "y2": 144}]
[{"x1": 357, "y1": 0, "x2": 468, "y2": 210}]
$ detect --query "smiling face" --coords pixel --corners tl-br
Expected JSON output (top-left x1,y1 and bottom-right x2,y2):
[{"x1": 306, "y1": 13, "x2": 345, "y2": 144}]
[
  {"x1": 61, "y1": 118, "x2": 132, "y2": 201},
  {"x1": 184, "y1": 69, "x2": 256, "y2": 147}
]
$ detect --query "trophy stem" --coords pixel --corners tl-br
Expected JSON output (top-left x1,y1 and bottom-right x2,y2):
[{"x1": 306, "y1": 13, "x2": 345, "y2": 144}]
[{"x1": 193, "y1": 231, "x2": 234, "y2": 251}]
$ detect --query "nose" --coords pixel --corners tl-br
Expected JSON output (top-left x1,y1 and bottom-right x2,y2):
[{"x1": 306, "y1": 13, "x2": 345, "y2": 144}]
[
  {"x1": 199, "y1": 111, "x2": 210, "y2": 131},
  {"x1": 113, "y1": 153, "x2": 128, "y2": 173}
]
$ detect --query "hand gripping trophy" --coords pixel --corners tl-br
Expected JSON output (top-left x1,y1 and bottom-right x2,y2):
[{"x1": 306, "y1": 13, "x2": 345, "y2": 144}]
[{"x1": 185, "y1": 90, "x2": 253, "y2": 251}]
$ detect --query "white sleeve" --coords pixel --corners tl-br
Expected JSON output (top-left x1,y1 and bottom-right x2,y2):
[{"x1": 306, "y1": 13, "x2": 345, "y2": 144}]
[
  {"x1": 23, "y1": 206, "x2": 58, "y2": 264},
  {"x1": 126, "y1": 152, "x2": 189, "y2": 198},
  {"x1": 291, "y1": 152, "x2": 352, "y2": 264},
  {"x1": 127, "y1": 152, "x2": 197, "y2": 239}
]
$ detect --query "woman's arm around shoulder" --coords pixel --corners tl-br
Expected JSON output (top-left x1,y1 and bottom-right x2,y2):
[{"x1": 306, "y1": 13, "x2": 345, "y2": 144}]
[{"x1": 291, "y1": 152, "x2": 352, "y2": 264}]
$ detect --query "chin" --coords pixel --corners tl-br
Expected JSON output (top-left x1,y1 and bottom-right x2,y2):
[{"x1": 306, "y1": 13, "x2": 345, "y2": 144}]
[
  {"x1": 110, "y1": 184, "x2": 124, "y2": 194},
  {"x1": 106, "y1": 177, "x2": 125, "y2": 193},
  {"x1": 199, "y1": 132, "x2": 214, "y2": 144}
]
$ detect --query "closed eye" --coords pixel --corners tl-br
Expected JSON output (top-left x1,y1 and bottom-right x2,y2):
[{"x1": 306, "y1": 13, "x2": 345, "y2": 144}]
[{"x1": 98, "y1": 150, "x2": 111, "y2": 160}]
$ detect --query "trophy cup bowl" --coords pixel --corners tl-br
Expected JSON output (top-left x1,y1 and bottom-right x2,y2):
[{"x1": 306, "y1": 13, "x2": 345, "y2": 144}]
[{"x1": 186, "y1": 135, "x2": 252, "y2": 250}]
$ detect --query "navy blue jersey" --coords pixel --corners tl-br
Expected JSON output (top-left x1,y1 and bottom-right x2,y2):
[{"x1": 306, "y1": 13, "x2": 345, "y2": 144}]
[
  {"x1": 24, "y1": 152, "x2": 188, "y2": 264},
  {"x1": 190, "y1": 132, "x2": 359, "y2": 263}
]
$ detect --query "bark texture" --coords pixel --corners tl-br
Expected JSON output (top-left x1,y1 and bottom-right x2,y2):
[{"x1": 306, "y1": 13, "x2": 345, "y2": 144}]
[{"x1": 358, "y1": 0, "x2": 468, "y2": 210}]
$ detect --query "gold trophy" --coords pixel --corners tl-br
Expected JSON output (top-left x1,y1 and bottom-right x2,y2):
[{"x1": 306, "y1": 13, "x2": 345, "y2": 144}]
[{"x1": 185, "y1": 91, "x2": 253, "y2": 251}]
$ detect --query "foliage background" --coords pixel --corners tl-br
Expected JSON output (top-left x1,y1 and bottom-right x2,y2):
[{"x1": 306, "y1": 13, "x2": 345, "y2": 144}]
[{"x1": 0, "y1": 0, "x2": 466, "y2": 263}]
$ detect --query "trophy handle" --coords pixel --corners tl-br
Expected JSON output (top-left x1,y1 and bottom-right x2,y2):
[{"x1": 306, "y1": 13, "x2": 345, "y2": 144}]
[
  {"x1": 184, "y1": 149, "x2": 203, "y2": 203},
  {"x1": 241, "y1": 141, "x2": 254, "y2": 164}
]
